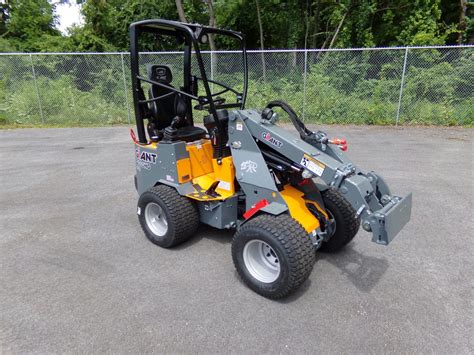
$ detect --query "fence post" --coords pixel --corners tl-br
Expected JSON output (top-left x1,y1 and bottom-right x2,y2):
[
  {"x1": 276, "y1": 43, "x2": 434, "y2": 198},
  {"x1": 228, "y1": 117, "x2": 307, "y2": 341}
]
[
  {"x1": 121, "y1": 53, "x2": 132, "y2": 124},
  {"x1": 302, "y1": 49, "x2": 308, "y2": 121},
  {"x1": 396, "y1": 47, "x2": 409, "y2": 126},
  {"x1": 210, "y1": 51, "x2": 215, "y2": 92},
  {"x1": 29, "y1": 53, "x2": 44, "y2": 124}
]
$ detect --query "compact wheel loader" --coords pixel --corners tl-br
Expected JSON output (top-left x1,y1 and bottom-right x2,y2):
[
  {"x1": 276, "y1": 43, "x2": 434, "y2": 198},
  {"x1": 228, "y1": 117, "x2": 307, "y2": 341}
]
[{"x1": 129, "y1": 20, "x2": 412, "y2": 299}]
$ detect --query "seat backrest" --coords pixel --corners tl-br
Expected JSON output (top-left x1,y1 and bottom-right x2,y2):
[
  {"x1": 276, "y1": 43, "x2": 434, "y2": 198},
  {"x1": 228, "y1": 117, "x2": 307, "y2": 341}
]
[{"x1": 147, "y1": 64, "x2": 178, "y2": 129}]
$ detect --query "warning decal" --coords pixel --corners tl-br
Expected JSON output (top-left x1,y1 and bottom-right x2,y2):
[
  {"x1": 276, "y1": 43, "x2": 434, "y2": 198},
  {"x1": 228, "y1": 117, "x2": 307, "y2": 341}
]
[{"x1": 300, "y1": 154, "x2": 325, "y2": 176}]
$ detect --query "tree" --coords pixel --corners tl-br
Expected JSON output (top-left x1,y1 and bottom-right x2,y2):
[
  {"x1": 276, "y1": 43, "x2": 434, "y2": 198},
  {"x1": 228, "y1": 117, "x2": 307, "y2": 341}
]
[
  {"x1": 458, "y1": 0, "x2": 467, "y2": 44},
  {"x1": 175, "y1": 0, "x2": 188, "y2": 22},
  {"x1": 255, "y1": 0, "x2": 266, "y2": 80},
  {"x1": 1, "y1": 0, "x2": 470, "y2": 53},
  {"x1": 1, "y1": 0, "x2": 62, "y2": 52}
]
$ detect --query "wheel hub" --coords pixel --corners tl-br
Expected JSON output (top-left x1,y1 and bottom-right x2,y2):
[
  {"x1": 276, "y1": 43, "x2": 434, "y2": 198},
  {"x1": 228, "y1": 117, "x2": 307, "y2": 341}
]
[
  {"x1": 243, "y1": 239, "x2": 280, "y2": 283},
  {"x1": 326, "y1": 210, "x2": 336, "y2": 236},
  {"x1": 145, "y1": 202, "x2": 168, "y2": 236}
]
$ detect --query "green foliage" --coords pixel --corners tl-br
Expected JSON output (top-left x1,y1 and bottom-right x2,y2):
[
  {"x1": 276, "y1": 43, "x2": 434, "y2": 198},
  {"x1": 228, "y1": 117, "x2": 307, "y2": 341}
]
[
  {"x1": 3, "y1": 75, "x2": 127, "y2": 125},
  {"x1": 0, "y1": 1, "x2": 471, "y2": 128},
  {"x1": 0, "y1": 0, "x2": 472, "y2": 52},
  {"x1": 1, "y1": 0, "x2": 62, "y2": 52},
  {"x1": 1, "y1": 48, "x2": 471, "y2": 127}
]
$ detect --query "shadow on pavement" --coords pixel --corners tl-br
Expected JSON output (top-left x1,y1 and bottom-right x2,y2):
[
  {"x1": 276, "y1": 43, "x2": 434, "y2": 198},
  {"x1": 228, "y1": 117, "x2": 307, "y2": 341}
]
[
  {"x1": 173, "y1": 224, "x2": 234, "y2": 251},
  {"x1": 175, "y1": 226, "x2": 388, "y2": 297},
  {"x1": 318, "y1": 245, "x2": 389, "y2": 293}
]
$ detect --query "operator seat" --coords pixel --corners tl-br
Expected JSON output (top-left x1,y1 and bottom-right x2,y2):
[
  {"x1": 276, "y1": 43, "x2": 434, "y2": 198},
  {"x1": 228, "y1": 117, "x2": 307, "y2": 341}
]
[{"x1": 146, "y1": 64, "x2": 206, "y2": 142}]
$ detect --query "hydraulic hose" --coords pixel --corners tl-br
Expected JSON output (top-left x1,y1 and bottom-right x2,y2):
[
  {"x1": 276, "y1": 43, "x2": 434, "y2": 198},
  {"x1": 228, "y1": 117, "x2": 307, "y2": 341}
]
[{"x1": 264, "y1": 100, "x2": 312, "y2": 139}]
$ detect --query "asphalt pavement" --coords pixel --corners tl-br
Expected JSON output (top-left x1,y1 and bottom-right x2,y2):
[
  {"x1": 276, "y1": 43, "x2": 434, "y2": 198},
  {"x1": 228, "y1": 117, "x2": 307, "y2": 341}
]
[{"x1": 1, "y1": 125, "x2": 472, "y2": 353}]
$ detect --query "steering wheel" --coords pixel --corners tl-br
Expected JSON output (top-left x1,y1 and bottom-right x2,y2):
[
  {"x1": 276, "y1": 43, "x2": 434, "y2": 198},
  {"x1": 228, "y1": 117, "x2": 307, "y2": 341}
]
[{"x1": 194, "y1": 76, "x2": 243, "y2": 106}]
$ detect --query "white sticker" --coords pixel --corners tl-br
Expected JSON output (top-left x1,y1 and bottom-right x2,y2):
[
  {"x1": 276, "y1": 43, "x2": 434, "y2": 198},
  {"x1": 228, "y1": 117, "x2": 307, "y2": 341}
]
[
  {"x1": 137, "y1": 207, "x2": 141, "y2": 215},
  {"x1": 300, "y1": 154, "x2": 325, "y2": 176},
  {"x1": 217, "y1": 180, "x2": 231, "y2": 191},
  {"x1": 236, "y1": 123, "x2": 243, "y2": 131},
  {"x1": 166, "y1": 174, "x2": 175, "y2": 182},
  {"x1": 136, "y1": 160, "x2": 151, "y2": 171},
  {"x1": 241, "y1": 160, "x2": 257, "y2": 173}
]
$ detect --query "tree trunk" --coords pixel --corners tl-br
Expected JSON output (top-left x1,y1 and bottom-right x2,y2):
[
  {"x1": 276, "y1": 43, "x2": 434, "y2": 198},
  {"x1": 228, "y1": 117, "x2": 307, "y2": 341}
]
[
  {"x1": 310, "y1": 0, "x2": 321, "y2": 62},
  {"x1": 316, "y1": 8, "x2": 347, "y2": 60},
  {"x1": 327, "y1": 10, "x2": 347, "y2": 49},
  {"x1": 458, "y1": 0, "x2": 467, "y2": 44},
  {"x1": 205, "y1": 0, "x2": 217, "y2": 53},
  {"x1": 204, "y1": 0, "x2": 217, "y2": 82},
  {"x1": 175, "y1": 0, "x2": 187, "y2": 23},
  {"x1": 316, "y1": 21, "x2": 330, "y2": 60},
  {"x1": 255, "y1": 0, "x2": 266, "y2": 81},
  {"x1": 304, "y1": 0, "x2": 310, "y2": 50}
]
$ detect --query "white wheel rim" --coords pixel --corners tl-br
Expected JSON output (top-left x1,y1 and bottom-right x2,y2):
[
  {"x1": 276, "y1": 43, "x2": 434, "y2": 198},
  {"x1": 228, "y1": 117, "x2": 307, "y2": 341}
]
[
  {"x1": 243, "y1": 239, "x2": 280, "y2": 283},
  {"x1": 145, "y1": 202, "x2": 168, "y2": 236}
]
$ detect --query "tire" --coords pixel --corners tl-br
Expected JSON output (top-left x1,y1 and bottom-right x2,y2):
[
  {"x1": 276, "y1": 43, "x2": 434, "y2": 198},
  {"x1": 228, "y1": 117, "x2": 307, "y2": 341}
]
[
  {"x1": 232, "y1": 214, "x2": 316, "y2": 299},
  {"x1": 138, "y1": 185, "x2": 199, "y2": 248},
  {"x1": 318, "y1": 187, "x2": 360, "y2": 252}
]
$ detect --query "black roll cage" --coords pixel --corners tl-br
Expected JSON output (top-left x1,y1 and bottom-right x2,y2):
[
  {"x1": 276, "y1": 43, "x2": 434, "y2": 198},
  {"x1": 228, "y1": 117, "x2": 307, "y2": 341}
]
[{"x1": 129, "y1": 19, "x2": 249, "y2": 145}]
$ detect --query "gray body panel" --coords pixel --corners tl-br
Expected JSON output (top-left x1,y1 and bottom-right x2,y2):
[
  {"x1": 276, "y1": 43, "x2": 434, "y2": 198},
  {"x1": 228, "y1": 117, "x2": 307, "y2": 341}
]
[
  {"x1": 227, "y1": 109, "x2": 412, "y2": 245},
  {"x1": 135, "y1": 141, "x2": 188, "y2": 195},
  {"x1": 198, "y1": 195, "x2": 239, "y2": 229},
  {"x1": 135, "y1": 108, "x2": 412, "y2": 245},
  {"x1": 227, "y1": 112, "x2": 287, "y2": 214}
]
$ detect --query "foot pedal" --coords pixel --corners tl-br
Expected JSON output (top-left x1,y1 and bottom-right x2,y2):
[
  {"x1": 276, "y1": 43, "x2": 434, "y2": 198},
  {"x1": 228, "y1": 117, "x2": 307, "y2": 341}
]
[{"x1": 205, "y1": 181, "x2": 221, "y2": 198}]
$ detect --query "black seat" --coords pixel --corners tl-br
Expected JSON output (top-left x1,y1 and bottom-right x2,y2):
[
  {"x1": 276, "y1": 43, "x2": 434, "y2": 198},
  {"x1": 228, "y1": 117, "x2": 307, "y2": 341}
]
[
  {"x1": 146, "y1": 64, "x2": 206, "y2": 142},
  {"x1": 147, "y1": 64, "x2": 177, "y2": 129}
]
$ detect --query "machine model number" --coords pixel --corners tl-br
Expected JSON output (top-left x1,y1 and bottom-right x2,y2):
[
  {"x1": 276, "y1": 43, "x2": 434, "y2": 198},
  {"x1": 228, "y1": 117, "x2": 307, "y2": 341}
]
[{"x1": 300, "y1": 154, "x2": 325, "y2": 176}]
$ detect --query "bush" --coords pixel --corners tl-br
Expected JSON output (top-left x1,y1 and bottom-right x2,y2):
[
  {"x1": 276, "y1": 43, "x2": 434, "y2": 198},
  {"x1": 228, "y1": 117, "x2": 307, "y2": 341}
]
[{"x1": 0, "y1": 49, "x2": 472, "y2": 127}]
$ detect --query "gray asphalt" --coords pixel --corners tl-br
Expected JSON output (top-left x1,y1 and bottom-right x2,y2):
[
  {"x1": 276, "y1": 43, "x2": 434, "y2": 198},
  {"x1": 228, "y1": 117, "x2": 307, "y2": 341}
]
[{"x1": 1, "y1": 125, "x2": 472, "y2": 353}]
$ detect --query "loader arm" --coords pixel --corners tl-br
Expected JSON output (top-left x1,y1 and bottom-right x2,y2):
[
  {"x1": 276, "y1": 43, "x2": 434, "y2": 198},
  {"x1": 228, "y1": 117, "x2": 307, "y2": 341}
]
[{"x1": 228, "y1": 109, "x2": 412, "y2": 245}]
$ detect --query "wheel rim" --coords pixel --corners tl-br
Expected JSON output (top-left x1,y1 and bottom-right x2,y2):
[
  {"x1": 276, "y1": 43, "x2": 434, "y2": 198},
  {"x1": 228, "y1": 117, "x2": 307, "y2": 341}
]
[
  {"x1": 145, "y1": 202, "x2": 168, "y2": 236},
  {"x1": 243, "y1": 239, "x2": 280, "y2": 283}
]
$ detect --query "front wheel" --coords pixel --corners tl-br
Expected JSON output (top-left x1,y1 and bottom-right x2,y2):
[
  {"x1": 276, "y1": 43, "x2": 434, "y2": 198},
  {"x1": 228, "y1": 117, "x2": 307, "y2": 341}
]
[
  {"x1": 319, "y1": 187, "x2": 360, "y2": 252},
  {"x1": 232, "y1": 214, "x2": 315, "y2": 299}
]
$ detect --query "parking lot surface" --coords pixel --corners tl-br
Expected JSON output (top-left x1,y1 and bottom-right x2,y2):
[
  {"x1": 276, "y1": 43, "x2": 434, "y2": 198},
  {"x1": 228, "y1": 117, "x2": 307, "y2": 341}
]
[{"x1": 1, "y1": 125, "x2": 472, "y2": 353}]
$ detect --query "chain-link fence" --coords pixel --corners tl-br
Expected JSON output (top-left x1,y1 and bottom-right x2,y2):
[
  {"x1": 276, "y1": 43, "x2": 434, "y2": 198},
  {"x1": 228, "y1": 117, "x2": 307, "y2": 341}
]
[{"x1": 0, "y1": 46, "x2": 472, "y2": 126}]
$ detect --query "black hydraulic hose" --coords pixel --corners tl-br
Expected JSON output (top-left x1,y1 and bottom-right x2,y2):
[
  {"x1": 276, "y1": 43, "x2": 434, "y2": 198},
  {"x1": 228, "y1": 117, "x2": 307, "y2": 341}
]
[{"x1": 265, "y1": 100, "x2": 312, "y2": 139}]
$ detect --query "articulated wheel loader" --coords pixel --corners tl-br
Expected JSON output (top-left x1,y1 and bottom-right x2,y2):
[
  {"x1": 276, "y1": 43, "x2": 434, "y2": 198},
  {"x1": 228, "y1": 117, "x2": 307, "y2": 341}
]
[{"x1": 129, "y1": 20, "x2": 412, "y2": 299}]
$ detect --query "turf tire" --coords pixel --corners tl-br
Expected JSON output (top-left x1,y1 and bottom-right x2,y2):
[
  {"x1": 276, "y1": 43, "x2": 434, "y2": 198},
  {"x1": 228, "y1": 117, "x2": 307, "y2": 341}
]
[
  {"x1": 138, "y1": 185, "x2": 199, "y2": 248},
  {"x1": 319, "y1": 187, "x2": 360, "y2": 252},
  {"x1": 232, "y1": 214, "x2": 316, "y2": 299}
]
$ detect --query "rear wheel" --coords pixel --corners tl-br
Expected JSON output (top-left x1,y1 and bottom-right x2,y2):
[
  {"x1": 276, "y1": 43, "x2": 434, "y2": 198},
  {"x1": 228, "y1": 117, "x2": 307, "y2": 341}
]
[
  {"x1": 319, "y1": 187, "x2": 360, "y2": 252},
  {"x1": 138, "y1": 185, "x2": 199, "y2": 248},
  {"x1": 232, "y1": 214, "x2": 315, "y2": 299}
]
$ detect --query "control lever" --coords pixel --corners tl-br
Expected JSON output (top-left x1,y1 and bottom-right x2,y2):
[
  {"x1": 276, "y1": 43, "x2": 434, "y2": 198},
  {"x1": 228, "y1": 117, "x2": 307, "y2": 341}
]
[
  {"x1": 163, "y1": 116, "x2": 183, "y2": 141},
  {"x1": 328, "y1": 138, "x2": 348, "y2": 151}
]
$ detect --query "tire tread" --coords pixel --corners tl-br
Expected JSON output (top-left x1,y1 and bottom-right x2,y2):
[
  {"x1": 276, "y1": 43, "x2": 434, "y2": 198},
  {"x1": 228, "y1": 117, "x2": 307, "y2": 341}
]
[
  {"x1": 140, "y1": 185, "x2": 199, "y2": 247},
  {"x1": 232, "y1": 214, "x2": 315, "y2": 299},
  {"x1": 319, "y1": 187, "x2": 360, "y2": 252}
]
